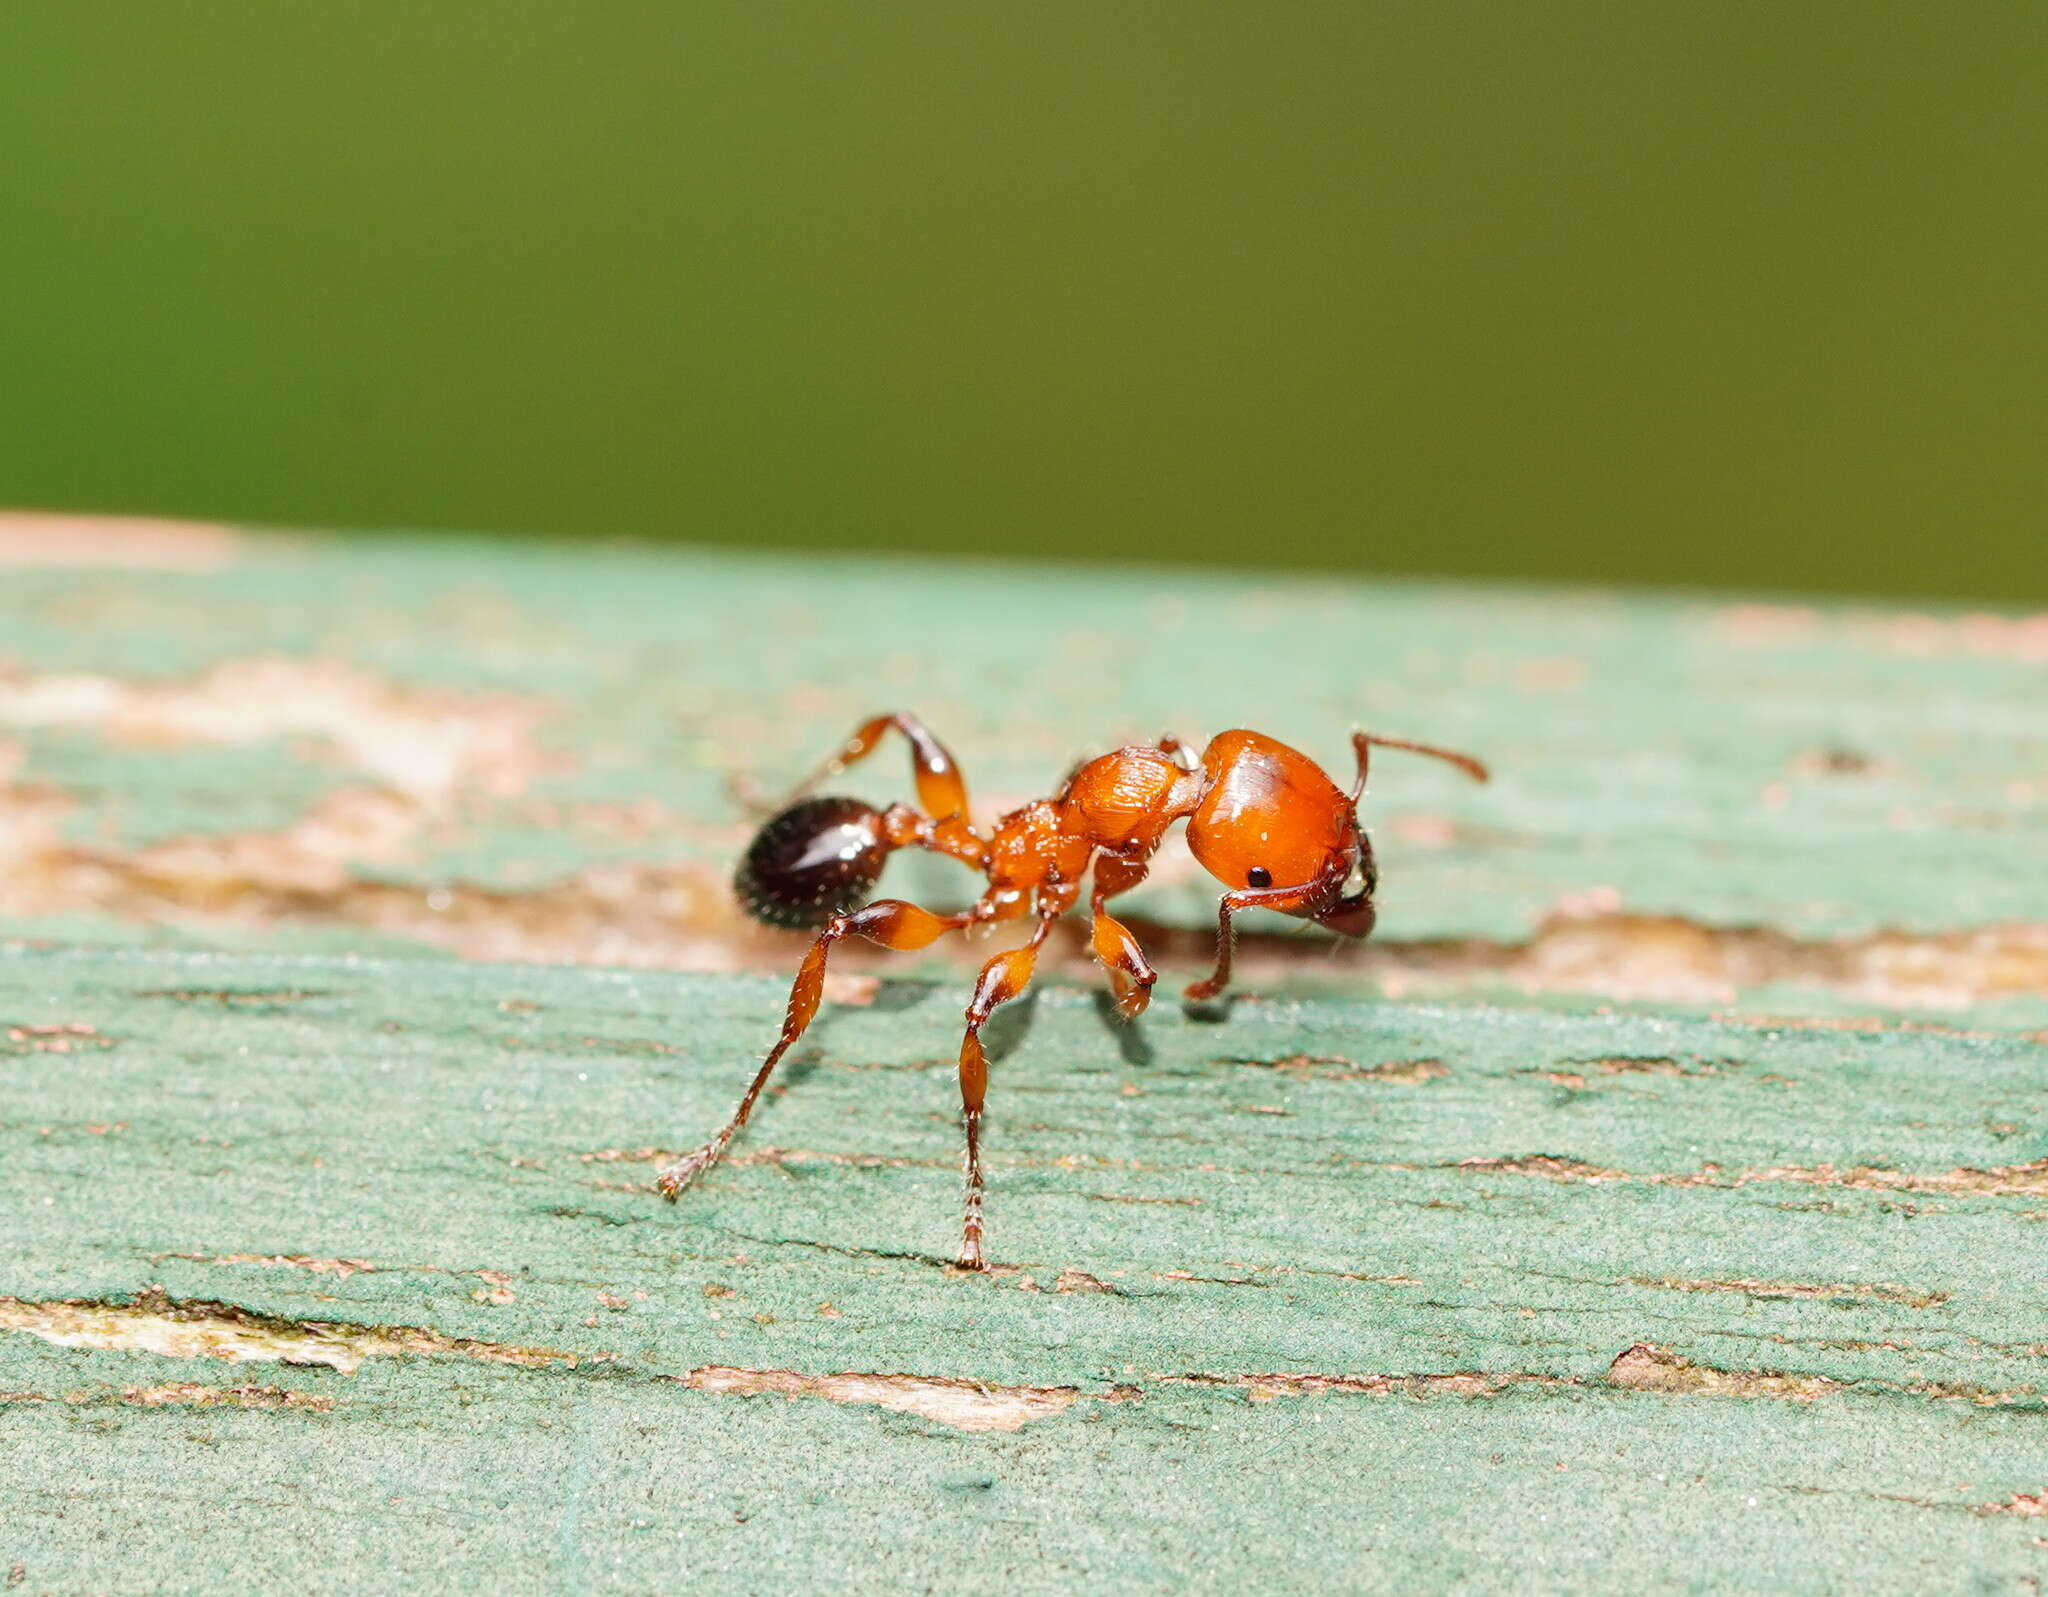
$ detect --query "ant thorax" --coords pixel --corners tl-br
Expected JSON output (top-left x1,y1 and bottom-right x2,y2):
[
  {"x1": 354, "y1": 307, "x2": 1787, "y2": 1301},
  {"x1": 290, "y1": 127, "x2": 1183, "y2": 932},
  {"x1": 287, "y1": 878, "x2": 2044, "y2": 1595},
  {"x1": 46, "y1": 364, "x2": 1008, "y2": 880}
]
[
  {"x1": 1058, "y1": 745, "x2": 1200, "y2": 853},
  {"x1": 983, "y1": 799, "x2": 1091, "y2": 908}
]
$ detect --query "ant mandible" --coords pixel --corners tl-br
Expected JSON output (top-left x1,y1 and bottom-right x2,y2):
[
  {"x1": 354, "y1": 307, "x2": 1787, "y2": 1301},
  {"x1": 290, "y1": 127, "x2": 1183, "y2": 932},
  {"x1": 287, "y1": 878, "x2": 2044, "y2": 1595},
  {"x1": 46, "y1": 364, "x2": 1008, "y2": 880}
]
[{"x1": 659, "y1": 714, "x2": 1488, "y2": 1270}]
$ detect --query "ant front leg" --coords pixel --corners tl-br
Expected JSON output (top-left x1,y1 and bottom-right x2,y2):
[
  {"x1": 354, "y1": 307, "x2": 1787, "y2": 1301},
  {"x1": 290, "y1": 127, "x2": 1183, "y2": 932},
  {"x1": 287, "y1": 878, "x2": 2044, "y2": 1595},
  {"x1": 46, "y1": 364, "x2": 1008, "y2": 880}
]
[
  {"x1": 1183, "y1": 883, "x2": 1318, "y2": 1004},
  {"x1": 1088, "y1": 851, "x2": 1158, "y2": 1019},
  {"x1": 657, "y1": 898, "x2": 970, "y2": 1198},
  {"x1": 953, "y1": 909, "x2": 1059, "y2": 1271}
]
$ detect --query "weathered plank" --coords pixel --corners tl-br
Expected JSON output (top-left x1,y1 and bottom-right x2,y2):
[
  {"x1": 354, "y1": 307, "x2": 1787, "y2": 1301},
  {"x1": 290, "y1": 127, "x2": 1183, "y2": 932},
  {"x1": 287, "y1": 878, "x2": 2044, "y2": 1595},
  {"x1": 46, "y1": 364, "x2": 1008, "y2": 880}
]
[
  {"x1": 3, "y1": 947, "x2": 2047, "y2": 1592},
  {"x1": 1, "y1": 520, "x2": 2045, "y2": 1593}
]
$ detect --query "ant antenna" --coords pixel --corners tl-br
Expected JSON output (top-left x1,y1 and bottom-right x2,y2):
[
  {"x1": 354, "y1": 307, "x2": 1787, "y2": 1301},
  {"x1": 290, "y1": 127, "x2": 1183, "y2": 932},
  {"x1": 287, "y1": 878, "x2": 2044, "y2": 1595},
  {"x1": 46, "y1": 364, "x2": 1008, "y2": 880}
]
[{"x1": 1349, "y1": 731, "x2": 1490, "y2": 802}]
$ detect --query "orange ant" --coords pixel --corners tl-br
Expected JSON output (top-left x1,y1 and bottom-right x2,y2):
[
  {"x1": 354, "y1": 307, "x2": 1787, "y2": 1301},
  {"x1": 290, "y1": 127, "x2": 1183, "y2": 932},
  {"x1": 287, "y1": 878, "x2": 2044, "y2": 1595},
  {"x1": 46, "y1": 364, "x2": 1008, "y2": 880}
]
[{"x1": 660, "y1": 714, "x2": 1488, "y2": 1269}]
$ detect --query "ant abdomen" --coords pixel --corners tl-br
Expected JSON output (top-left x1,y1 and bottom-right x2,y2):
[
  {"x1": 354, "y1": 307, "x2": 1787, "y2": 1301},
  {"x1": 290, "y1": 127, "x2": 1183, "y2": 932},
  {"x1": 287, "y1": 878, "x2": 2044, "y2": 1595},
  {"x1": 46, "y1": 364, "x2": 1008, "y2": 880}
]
[{"x1": 734, "y1": 796, "x2": 891, "y2": 929}]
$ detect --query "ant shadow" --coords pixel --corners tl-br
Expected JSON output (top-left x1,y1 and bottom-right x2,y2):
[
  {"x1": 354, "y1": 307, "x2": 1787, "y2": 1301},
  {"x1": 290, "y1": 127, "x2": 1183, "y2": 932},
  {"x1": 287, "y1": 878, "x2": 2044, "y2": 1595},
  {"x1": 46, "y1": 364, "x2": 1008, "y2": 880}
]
[
  {"x1": 775, "y1": 975, "x2": 1168, "y2": 1089},
  {"x1": 1178, "y1": 993, "x2": 1240, "y2": 1026},
  {"x1": 867, "y1": 978, "x2": 943, "y2": 1016},
  {"x1": 778, "y1": 977, "x2": 942, "y2": 1091},
  {"x1": 982, "y1": 984, "x2": 1159, "y2": 1072},
  {"x1": 1089, "y1": 990, "x2": 1155, "y2": 1067},
  {"x1": 979, "y1": 986, "x2": 1042, "y2": 1065}
]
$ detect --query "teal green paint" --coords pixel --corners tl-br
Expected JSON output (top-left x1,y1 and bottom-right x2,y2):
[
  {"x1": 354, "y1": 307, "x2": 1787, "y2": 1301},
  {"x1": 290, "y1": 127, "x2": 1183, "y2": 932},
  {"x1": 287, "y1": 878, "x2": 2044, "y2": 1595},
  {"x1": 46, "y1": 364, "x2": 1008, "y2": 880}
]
[
  {"x1": 2, "y1": 946, "x2": 2046, "y2": 1593},
  {"x1": 2, "y1": 536, "x2": 2042, "y2": 1593},
  {"x1": 3, "y1": 1354, "x2": 2046, "y2": 1595},
  {"x1": 4, "y1": 946, "x2": 2044, "y2": 1391},
  {"x1": 551, "y1": 1417, "x2": 596, "y2": 1594}
]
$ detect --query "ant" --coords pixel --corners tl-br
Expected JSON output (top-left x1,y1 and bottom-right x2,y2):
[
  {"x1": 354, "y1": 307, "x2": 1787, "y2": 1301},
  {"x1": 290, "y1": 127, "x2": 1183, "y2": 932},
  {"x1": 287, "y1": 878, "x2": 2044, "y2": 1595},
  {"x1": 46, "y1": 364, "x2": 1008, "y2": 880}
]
[{"x1": 659, "y1": 714, "x2": 1488, "y2": 1270}]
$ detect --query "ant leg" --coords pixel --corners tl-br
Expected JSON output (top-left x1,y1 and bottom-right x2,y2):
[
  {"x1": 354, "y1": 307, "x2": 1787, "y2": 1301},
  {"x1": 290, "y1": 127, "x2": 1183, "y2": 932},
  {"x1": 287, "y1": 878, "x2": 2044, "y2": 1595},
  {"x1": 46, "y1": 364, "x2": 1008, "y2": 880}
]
[
  {"x1": 1157, "y1": 733, "x2": 1198, "y2": 772},
  {"x1": 1184, "y1": 883, "x2": 1316, "y2": 1003},
  {"x1": 657, "y1": 898, "x2": 970, "y2": 1197},
  {"x1": 790, "y1": 712, "x2": 973, "y2": 823},
  {"x1": 1349, "y1": 731, "x2": 1489, "y2": 799},
  {"x1": 954, "y1": 912, "x2": 1058, "y2": 1270},
  {"x1": 1089, "y1": 852, "x2": 1158, "y2": 1018}
]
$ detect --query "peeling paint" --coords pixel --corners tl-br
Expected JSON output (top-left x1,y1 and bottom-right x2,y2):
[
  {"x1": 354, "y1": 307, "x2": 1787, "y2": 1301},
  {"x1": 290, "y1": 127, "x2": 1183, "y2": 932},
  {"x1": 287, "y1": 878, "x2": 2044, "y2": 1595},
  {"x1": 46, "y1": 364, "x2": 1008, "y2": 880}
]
[
  {"x1": 161, "y1": 1253, "x2": 380, "y2": 1278},
  {"x1": 1978, "y1": 1492, "x2": 2048, "y2": 1518},
  {"x1": 1607, "y1": 1344, "x2": 1843, "y2": 1401},
  {"x1": 0, "y1": 658, "x2": 554, "y2": 802},
  {"x1": 1606, "y1": 1344, "x2": 2034, "y2": 1406},
  {"x1": 677, "y1": 1365, "x2": 1123, "y2": 1432},
  {"x1": 1, "y1": 1381, "x2": 327, "y2": 1411},
  {"x1": 1215, "y1": 1053, "x2": 1449, "y2": 1083},
  {"x1": 0, "y1": 513, "x2": 238, "y2": 570},
  {"x1": 1166, "y1": 1369, "x2": 1564, "y2": 1401},
  {"x1": 0, "y1": 1290, "x2": 586, "y2": 1376},
  {"x1": 1635, "y1": 1277, "x2": 1950, "y2": 1308},
  {"x1": 3, "y1": 1022, "x2": 112, "y2": 1054},
  {"x1": 1457, "y1": 1155, "x2": 1633, "y2": 1184},
  {"x1": 116, "y1": 1382, "x2": 332, "y2": 1412},
  {"x1": 1454, "y1": 1154, "x2": 2048, "y2": 1199}
]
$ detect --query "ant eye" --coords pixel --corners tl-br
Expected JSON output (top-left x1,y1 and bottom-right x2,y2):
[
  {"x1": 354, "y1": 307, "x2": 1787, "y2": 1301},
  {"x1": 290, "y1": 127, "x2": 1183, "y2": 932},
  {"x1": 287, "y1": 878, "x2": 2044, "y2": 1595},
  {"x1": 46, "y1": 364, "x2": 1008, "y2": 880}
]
[{"x1": 1246, "y1": 866, "x2": 1272, "y2": 888}]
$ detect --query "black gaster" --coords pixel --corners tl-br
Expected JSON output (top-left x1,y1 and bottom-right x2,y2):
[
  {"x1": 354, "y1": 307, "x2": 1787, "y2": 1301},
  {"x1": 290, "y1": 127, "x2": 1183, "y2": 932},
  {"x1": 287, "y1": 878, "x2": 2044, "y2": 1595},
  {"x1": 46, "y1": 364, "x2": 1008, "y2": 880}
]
[{"x1": 733, "y1": 796, "x2": 891, "y2": 929}]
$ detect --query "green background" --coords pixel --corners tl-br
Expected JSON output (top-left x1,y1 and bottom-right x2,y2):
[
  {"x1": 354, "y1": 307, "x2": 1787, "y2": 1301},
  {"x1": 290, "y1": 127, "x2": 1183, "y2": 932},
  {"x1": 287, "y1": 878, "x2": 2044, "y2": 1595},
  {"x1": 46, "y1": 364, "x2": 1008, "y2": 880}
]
[{"x1": 3, "y1": 2, "x2": 2042, "y2": 603}]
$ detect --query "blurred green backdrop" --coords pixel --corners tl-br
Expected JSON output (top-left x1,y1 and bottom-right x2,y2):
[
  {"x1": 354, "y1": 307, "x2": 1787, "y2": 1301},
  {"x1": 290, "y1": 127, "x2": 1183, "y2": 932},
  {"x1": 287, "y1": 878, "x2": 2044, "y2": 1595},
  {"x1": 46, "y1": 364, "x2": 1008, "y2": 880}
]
[{"x1": 2, "y1": 3, "x2": 2042, "y2": 602}]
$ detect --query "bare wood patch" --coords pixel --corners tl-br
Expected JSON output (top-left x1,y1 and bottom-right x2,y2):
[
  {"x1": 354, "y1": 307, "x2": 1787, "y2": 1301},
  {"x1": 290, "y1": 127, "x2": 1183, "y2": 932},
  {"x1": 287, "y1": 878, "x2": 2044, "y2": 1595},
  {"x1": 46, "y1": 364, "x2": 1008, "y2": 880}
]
[
  {"x1": 3, "y1": 1023, "x2": 112, "y2": 1055},
  {"x1": 1607, "y1": 1344, "x2": 1843, "y2": 1401},
  {"x1": 1453, "y1": 1154, "x2": 2048, "y2": 1199},
  {"x1": 1, "y1": 1382, "x2": 329, "y2": 1412},
  {"x1": 1563, "y1": 1055, "x2": 1732, "y2": 1077},
  {"x1": 580, "y1": 1143, "x2": 937, "y2": 1175},
  {"x1": 0, "y1": 512, "x2": 238, "y2": 570},
  {"x1": 1637, "y1": 1276, "x2": 1950, "y2": 1308},
  {"x1": 0, "y1": 1289, "x2": 586, "y2": 1376},
  {"x1": 1456, "y1": 1155, "x2": 1633, "y2": 1184},
  {"x1": 116, "y1": 1382, "x2": 331, "y2": 1412},
  {"x1": 160, "y1": 1253, "x2": 530, "y2": 1304},
  {"x1": 1169, "y1": 1369, "x2": 1566, "y2": 1401},
  {"x1": 137, "y1": 989, "x2": 328, "y2": 1006},
  {"x1": 0, "y1": 658, "x2": 555, "y2": 802},
  {"x1": 1735, "y1": 1160, "x2": 2048, "y2": 1199},
  {"x1": 678, "y1": 1365, "x2": 1128, "y2": 1432},
  {"x1": 0, "y1": 795, "x2": 743, "y2": 973},
  {"x1": 1714, "y1": 601, "x2": 2048, "y2": 664},
  {"x1": 1607, "y1": 1344, "x2": 2034, "y2": 1407},
  {"x1": 162, "y1": 1252, "x2": 380, "y2": 1278},
  {"x1": 1216, "y1": 1053, "x2": 1448, "y2": 1083}
]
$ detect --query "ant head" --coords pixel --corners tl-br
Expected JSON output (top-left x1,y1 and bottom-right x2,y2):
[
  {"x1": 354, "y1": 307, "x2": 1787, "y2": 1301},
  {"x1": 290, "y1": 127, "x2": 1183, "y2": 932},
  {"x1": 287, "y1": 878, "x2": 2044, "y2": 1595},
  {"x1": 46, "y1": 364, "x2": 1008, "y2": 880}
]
[
  {"x1": 1182, "y1": 731, "x2": 1378, "y2": 936},
  {"x1": 734, "y1": 795, "x2": 890, "y2": 928},
  {"x1": 1313, "y1": 833, "x2": 1379, "y2": 938}
]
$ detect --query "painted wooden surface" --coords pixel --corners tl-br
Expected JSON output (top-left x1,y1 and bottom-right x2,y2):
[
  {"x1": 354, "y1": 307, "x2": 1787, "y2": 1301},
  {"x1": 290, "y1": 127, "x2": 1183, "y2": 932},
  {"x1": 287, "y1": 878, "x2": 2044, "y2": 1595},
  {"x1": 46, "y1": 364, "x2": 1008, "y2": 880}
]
[{"x1": 1, "y1": 519, "x2": 2045, "y2": 1593}]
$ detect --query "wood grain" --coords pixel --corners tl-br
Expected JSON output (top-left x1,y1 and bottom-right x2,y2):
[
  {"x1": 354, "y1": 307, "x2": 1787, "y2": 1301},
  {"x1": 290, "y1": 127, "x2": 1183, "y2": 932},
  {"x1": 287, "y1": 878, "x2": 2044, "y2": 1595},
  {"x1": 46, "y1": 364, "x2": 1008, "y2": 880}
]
[{"x1": 1, "y1": 522, "x2": 2044, "y2": 1592}]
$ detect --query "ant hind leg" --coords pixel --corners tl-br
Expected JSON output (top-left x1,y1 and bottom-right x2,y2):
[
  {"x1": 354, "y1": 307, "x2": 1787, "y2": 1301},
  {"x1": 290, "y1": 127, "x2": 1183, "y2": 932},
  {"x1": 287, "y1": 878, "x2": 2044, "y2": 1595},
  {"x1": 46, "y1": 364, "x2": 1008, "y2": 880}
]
[
  {"x1": 657, "y1": 898, "x2": 970, "y2": 1197},
  {"x1": 796, "y1": 712, "x2": 974, "y2": 824}
]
